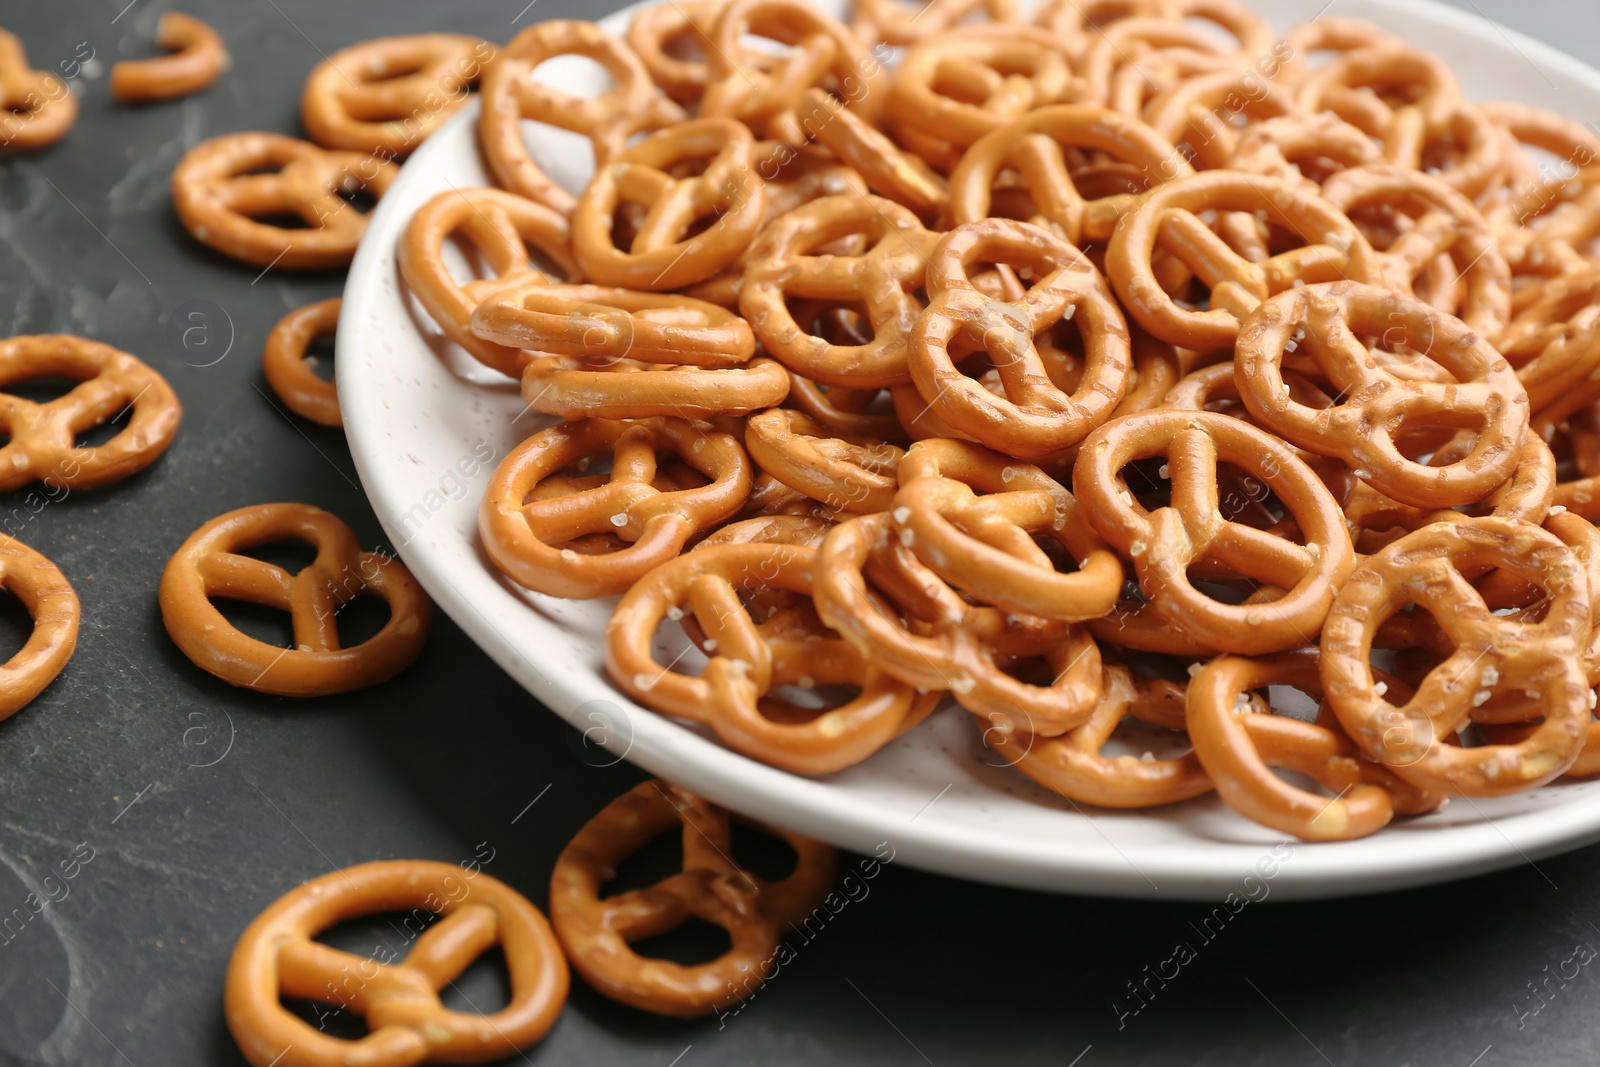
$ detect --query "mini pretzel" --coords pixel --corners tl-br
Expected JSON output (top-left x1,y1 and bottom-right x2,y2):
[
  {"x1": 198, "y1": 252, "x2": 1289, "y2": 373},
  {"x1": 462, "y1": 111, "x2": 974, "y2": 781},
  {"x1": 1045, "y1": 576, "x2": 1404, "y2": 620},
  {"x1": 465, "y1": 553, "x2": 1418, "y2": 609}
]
[
  {"x1": 794, "y1": 88, "x2": 949, "y2": 218},
  {"x1": 947, "y1": 105, "x2": 1194, "y2": 242},
  {"x1": 225, "y1": 861, "x2": 566, "y2": 1067},
  {"x1": 171, "y1": 132, "x2": 398, "y2": 269},
  {"x1": 1077, "y1": 19, "x2": 1234, "y2": 112},
  {"x1": 481, "y1": 417, "x2": 751, "y2": 598},
  {"x1": 262, "y1": 299, "x2": 341, "y2": 427},
  {"x1": 551, "y1": 780, "x2": 835, "y2": 1016},
  {"x1": 627, "y1": 0, "x2": 747, "y2": 105},
  {"x1": 479, "y1": 21, "x2": 685, "y2": 215},
  {"x1": 520, "y1": 354, "x2": 790, "y2": 421},
  {"x1": 1034, "y1": 0, "x2": 1176, "y2": 53},
  {"x1": 572, "y1": 118, "x2": 766, "y2": 290},
  {"x1": 893, "y1": 438, "x2": 1123, "y2": 621},
  {"x1": 301, "y1": 34, "x2": 489, "y2": 156},
  {"x1": 1230, "y1": 113, "x2": 1382, "y2": 191},
  {"x1": 987, "y1": 664, "x2": 1213, "y2": 808},
  {"x1": 1234, "y1": 282, "x2": 1529, "y2": 509},
  {"x1": 815, "y1": 512, "x2": 1104, "y2": 735},
  {"x1": 1106, "y1": 171, "x2": 1381, "y2": 351},
  {"x1": 854, "y1": 0, "x2": 1018, "y2": 45},
  {"x1": 1296, "y1": 45, "x2": 1460, "y2": 161},
  {"x1": 1344, "y1": 431, "x2": 1556, "y2": 549},
  {"x1": 701, "y1": 0, "x2": 879, "y2": 147},
  {"x1": 1074, "y1": 409, "x2": 1356, "y2": 654},
  {"x1": 908, "y1": 218, "x2": 1131, "y2": 458},
  {"x1": 741, "y1": 194, "x2": 937, "y2": 389},
  {"x1": 0, "y1": 535, "x2": 78, "y2": 722},
  {"x1": 0, "y1": 335, "x2": 181, "y2": 491},
  {"x1": 110, "y1": 12, "x2": 228, "y2": 104},
  {"x1": 1322, "y1": 517, "x2": 1591, "y2": 795},
  {"x1": 608, "y1": 543, "x2": 939, "y2": 773},
  {"x1": 0, "y1": 29, "x2": 77, "y2": 150},
  {"x1": 886, "y1": 26, "x2": 1085, "y2": 150},
  {"x1": 1321, "y1": 165, "x2": 1511, "y2": 339},
  {"x1": 472, "y1": 282, "x2": 753, "y2": 367},
  {"x1": 1482, "y1": 101, "x2": 1600, "y2": 229},
  {"x1": 396, "y1": 187, "x2": 578, "y2": 377},
  {"x1": 745, "y1": 408, "x2": 902, "y2": 513},
  {"x1": 160, "y1": 504, "x2": 432, "y2": 696},
  {"x1": 1188, "y1": 650, "x2": 1439, "y2": 841},
  {"x1": 1143, "y1": 69, "x2": 1303, "y2": 172}
]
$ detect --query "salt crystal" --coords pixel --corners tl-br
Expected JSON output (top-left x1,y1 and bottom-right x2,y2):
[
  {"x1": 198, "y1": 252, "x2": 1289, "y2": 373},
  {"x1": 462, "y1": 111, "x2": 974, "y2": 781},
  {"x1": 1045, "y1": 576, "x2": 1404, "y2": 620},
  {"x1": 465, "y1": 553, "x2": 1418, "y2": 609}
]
[{"x1": 892, "y1": 506, "x2": 911, "y2": 524}]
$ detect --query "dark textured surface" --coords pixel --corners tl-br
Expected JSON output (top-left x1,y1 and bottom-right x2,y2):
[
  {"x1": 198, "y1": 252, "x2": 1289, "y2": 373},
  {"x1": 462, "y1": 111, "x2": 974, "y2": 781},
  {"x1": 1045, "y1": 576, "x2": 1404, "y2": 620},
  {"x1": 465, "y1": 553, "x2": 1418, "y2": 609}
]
[{"x1": 0, "y1": 1, "x2": 1599, "y2": 1065}]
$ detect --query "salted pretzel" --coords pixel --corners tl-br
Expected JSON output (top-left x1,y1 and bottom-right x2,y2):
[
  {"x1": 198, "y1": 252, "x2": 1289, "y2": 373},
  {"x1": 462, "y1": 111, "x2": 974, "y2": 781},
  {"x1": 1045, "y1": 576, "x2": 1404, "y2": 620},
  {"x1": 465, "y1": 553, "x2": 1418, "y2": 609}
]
[
  {"x1": 907, "y1": 218, "x2": 1131, "y2": 458},
  {"x1": 1234, "y1": 282, "x2": 1529, "y2": 509},
  {"x1": 262, "y1": 299, "x2": 341, "y2": 427},
  {"x1": 946, "y1": 105, "x2": 1194, "y2": 243},
  {"x1": 472, "y1": 282, "x2": 753, "y2": 367},
  {"x1": 572, "y1": 118, "x2": 766, "y2": 290},
  {"x1": 396, "y1": 187, "x2": 578, "y2": 377},
  {"x1": 225, "y1": 861, "x2": 566, "y2": 1067},
  {"x1": 793, "y1": 87, "x2": 949, "y2": 217},
  {"x1": 986, "y1": 664, "x2": 1213, "y2": 808},
  {"x1": 608, "y1": 542, "x2": 939, "y2": 773},
  {"x1": 787, "y1": 374, "x2": 906, "y2": 442},
  {"x1": 171, "y1": 132, "x2": 397, "y2": 269},
  {"x1": 1344, "y1": 432, "x2": 1556, "y2": 551},
  {"x1": 0, "y1": 335, "x2": 181, "y2": 491},
  {"x1": 886, "y1": 25, "x2": 1085, "y2": 151},
  {"x1": 0, "y1": 535, "x2": 78, "y2": 722},
  {"x1": 479, "y1": 21, "x2": 685, "y2": 215},
  {"x1": 1074, "y1": 409, "x2": 1356, "y2": 654},
  {"x1": 815, "y1": 512, "x2": 1104, "y2": 735},
  {"x1": 854, "y1": 0, "x2": 1018, "y2": 45},
  {"x1": 701, "y1": 0, "x2": 880, "y2": 147},
  {"x1": 1034, "y1": 0, "x2": 1175, "y2": 54},
  {"x1": 160, "y1": 504, "x2": 432, "y2": 697},
  {"x1": 892, "y1": 438, "x2": 1124, "y2": 621},
  {"x1": 520, "y1": 353, "x2": 790, "y2": 421},
  {"x1": 110, "y1": 12, "x2": 228, "y2": 104},
  {"x1": 745, "y1": 408, "x2": 902, "y2": 514},
  {"x1": 1143, "y1": 69, "x2": 1303, "y2": 172},
  {"x1": 1188, "y1": 650, "x2": 1439, "y2": 840},
  {"x1": 627, "y1": 0, "x2": 750, "y2": 105},
  {"x1": 1481, "y1": 101, "x2": 1600, "y2": 231},
  {"x1": 1276, "y1": 16, "x2": 1402, "y2": 86},
  {"x1": 741, "y1": 194, "x2": 937, "y2": 388},
  {"x1": 301, "y1": 34, "x2": 490, "y2": 156},
  {"x1": 1076, "y1": 19, "x2": 1235, "y2": 114},
  {"x1": 551, "y1": 780, "x2": 835, "y2": 1016},
  {"x1": 1230, "y1": 113, "x2": 1383, "y2": 191},
  {"x1": 1106, "y1": 171, "x2": 1381, "y2": 351},
  {"x1": 481, "y1": 418, "x2": 751, "y2": 598},
  {"x1": 0, "y1": 29, "x2": 77, "y2": 150},
  {"x1": 1322, "y1": 517, "x2": 1591, "y2": 795},
  {"x1": 1321, "y1": 165, "x2": 1511, "y2": 338}
]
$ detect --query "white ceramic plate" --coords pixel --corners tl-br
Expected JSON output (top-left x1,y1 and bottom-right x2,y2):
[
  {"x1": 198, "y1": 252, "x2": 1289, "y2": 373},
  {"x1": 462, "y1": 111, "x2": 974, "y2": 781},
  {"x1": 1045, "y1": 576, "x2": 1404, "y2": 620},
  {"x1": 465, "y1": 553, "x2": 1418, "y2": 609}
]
[{"x1": 339, "y1": 0, "x2": 1600, "y2": 900}]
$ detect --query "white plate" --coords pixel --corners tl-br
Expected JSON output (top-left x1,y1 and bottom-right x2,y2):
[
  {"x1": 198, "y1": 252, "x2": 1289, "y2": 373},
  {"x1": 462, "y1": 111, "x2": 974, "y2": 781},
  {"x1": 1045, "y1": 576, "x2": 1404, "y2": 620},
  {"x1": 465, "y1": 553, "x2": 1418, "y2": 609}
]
[{"x1": 339, "y1": 0, "x2": 1600, "y2": 900}]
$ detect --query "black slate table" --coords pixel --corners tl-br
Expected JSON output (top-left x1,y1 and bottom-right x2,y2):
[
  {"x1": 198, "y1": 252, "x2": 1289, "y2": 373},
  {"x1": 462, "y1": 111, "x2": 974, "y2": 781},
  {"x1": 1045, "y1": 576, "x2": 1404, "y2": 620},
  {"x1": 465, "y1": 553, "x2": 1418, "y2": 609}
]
[{"x1": 2, "y1": 1, "x2": 1599, "y2": 1064}]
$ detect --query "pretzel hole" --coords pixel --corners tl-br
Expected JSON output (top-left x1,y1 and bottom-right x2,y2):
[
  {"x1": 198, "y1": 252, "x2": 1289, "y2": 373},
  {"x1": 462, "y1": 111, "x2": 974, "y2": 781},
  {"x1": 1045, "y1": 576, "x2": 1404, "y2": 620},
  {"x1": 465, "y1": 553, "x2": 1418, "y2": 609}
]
[
  {"x1": 336, "y1": 185, "x2": 379, "y2": 217},
  {"x1": 73, "y1": 401, "x2": 135, "y2": 451},
  {"x1": 333, "y1": 593, "x2": 394, "y2": 647},
  {"x1": 730, "y1": 820, "x2": 800, "y2": 882},
  {"x1": 248, "y1": 211, "x2": 316, "y2": 231},
  {"x1": 301, "y1": 332, "x2": 337, "y2": 382},
  {"x1": 0, "y1": 591, "x2": 35, "y2": 665},
  {"x1": 3, "y1": 376, "x2": 84, "y2": 407}
]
